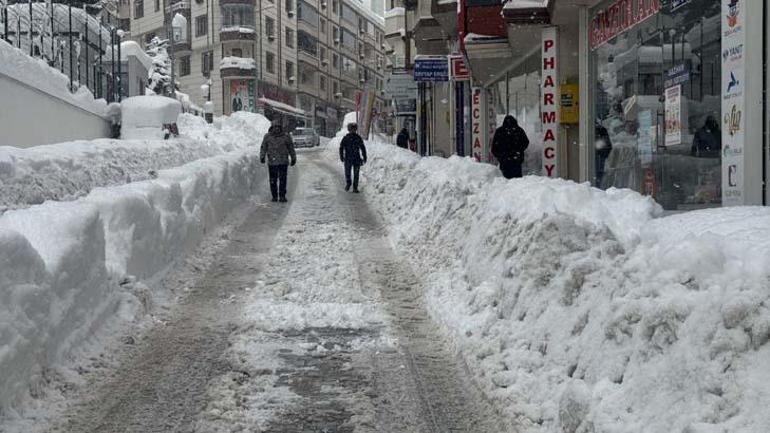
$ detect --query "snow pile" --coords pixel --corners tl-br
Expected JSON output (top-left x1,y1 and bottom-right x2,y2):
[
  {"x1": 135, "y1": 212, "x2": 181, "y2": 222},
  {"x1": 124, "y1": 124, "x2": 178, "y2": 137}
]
[
  {"x1": 0, "y1": 147, "x2": 265, "y2": 413},
  {"x1": 0, "y1": 40, "x2": 106, "y2": 116},
  {"x1": 0, "y1": 111, "x2": 270, "y2": 212},
  {"x1": 356, "y1": 140, "x2": 770, "y2": 433},
  {"x1": 121, "y1": 96, "x2": 183, "y2": 140}
]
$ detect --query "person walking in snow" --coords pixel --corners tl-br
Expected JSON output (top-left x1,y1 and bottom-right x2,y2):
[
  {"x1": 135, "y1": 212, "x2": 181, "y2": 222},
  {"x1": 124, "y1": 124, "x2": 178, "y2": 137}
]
[
  {"x1": 491, "y1": 115, "x2": 529, "y2": 179},
  {"x1": 260, "y1": 121, "x2": 297, "y2": 202},
  {"x1": 396, "y1": 128, "x2": 409, "y2": 149},
  {"x1": 339, "y1": 123, "x2": 367, "y2": 193}
]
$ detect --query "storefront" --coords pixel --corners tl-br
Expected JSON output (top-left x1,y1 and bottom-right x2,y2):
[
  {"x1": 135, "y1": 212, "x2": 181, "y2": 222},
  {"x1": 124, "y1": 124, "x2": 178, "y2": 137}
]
[{"x1": 587, "y1": 0, "x2": 725, "y2": 210}]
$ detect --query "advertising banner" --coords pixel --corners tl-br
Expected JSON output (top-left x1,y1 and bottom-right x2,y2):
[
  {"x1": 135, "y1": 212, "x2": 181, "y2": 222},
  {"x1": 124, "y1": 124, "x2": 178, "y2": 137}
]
[
  {"x1": 471, "y1": 87, "x2": 487, "y2": 162},
  {"x1": 230, "y1": 80, "x2": 255, "y2": 113},
  {"x1": 721, "y1": 0, "x2": 745, "y2": 206},
  {"x1": 664, "y1": 85, "x2": 682, "y2": 146},
  {"x1": 541, "y1": 26, "x2": 559, "y2": 177}
]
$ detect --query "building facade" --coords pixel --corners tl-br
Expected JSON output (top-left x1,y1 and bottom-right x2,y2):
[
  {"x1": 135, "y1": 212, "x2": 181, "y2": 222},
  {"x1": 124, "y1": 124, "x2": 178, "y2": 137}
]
[
  {"x1": 387, "y1": 0, "x2": 770, "y2": 210},
  {"x1": 124, "y1": 0, "x2": 385, "y2": 135}
]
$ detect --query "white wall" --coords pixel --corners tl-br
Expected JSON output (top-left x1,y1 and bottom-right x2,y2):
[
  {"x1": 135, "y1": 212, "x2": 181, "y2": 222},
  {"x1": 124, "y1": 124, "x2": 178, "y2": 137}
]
[{"x1": 0, "y1": 74, "x2": 111, "y2": 148}]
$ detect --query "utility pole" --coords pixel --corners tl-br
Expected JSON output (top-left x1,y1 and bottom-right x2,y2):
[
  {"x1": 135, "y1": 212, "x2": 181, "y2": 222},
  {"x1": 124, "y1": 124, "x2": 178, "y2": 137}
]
[
  {"x1": 28, "y1": 0, "x2": 33, "y2": 56},
  {"x1": 84, "y1": 6, "x2": 89, "y2": 91},
  {"x1": 116, "y1": 27, "x2": 121, "y2": 100},
  {"x1": 68, "y1": 0, "x2": 73, "y2": 90}
]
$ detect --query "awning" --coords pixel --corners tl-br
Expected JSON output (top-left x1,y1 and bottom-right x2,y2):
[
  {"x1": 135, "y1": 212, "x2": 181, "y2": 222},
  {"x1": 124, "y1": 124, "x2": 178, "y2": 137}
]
[{"x1": 258, "y1": 97, "x2": 308, "y2": 117}]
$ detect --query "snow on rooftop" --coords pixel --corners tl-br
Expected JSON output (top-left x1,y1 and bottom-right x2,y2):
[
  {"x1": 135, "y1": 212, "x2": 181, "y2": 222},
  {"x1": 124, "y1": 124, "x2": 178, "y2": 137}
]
[
  {"x1": 104, "y1": 41, "x2": 154, "y2": 71},
  {"x1": 503, "y1": 0, "x2": 550, "y2": 9},
  {"x1": 385, "y1": 7, "x2": 404, "y2": 18}
]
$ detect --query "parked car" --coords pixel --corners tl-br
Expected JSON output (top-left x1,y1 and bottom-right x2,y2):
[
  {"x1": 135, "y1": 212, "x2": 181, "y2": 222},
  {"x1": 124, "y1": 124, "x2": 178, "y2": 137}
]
[{"x1": 290, "y1": 127, "x2": 320, "y2": 148}]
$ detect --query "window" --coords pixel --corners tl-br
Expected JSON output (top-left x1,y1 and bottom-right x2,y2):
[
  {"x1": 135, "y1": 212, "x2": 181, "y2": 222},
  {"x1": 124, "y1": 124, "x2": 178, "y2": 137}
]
[
  {"x1": 179, "y1": 55, "x2": 191, "y2": 76},
  {"x1": 300, "y1": 66, "x2": 313, "y2": 84},
  {"x1": 221, "y1": 4, "x2": 255, "y2": 29},
  {"x1": 320, "y1": 17, "x2": 326, "y2": 34},
  {"x1": 286, "y1": 61, "x2": 295, "y2": 81},
  {"x1": 341, "y1": 28, "x2": 356, "y2": 52},
  {"x1": 134, "y1": 0, "x2": 143, "y2": 19},
  {"x1": 231, "y1": 47, "x2": 242, "y2": 57},
  {"x1": 332, "y1": 53, "x2": 339, "y2": 69},
  {"x1": 297, "y1": 0, "x2": 318, "y2": 28},
  {"x1": 320, "y1": 76, "x2": 326, "y2": 91},
  {"x1": 202, "y1": 51, "x2": 214, "y2": 76},
  {"x1": 285, "y1": 0, "x2": 294, "y2": 15},
  {"x1": 341, "y1": 2, "x2": 356, "y2": 23},
  {"x1": 342, "y1": 55, "x2": 356, "y2": 76},
  {"x1": 333, "y1": 26, "x2": 339, "y2": 43},
  {"x1": 320, "y1": 46, "x2": 327, "y2": 63},
  {"x1": 297, "y1": 30, "x2": 317, "y2": 56},
  {"x1": 154, "y1": 0, "x2": 159, "y2": 12},
  {"x1": 332, "y1": 0, "x2": 338, "y2": 15},
  {"x1": 265, "y1": 16, "x2": 276, "y2": 38},
  {"x1": 195, "y1": 14, "x2": 208, "y2": 37},
  {"x1": 333, "y1": 80, "x2": 339, "y2": 95},
  {"x1": 285, "y1": 27, "x2": 294, "y2": 48},
  {"x1": 266, "y1": 51, "x2": 276, "y2": 73}
]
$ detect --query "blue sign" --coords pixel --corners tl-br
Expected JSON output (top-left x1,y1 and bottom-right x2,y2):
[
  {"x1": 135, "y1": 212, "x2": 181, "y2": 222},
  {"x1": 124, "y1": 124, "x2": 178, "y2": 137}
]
[
  {"x1": 664, "y1": 63, "x2": 690, "y2": 88},
  {"x1": 414, "y1": 57, "x2": 449, "y2": 82}
]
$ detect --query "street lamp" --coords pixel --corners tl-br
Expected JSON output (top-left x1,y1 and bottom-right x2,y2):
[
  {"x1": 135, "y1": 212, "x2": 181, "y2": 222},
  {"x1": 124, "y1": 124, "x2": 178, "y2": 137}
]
[{"x1": 170, "y1": 12, "x2": 186, "y2": 99}]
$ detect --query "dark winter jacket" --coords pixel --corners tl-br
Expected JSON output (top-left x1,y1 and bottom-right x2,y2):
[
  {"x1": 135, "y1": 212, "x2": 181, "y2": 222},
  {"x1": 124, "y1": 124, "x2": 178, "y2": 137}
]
[
  {"x1": 396, "y1": 129, "x2": 409, "y2": 148},
  {"x1": 691, "y1": 117, "x2": 721, "y2": 157},
  {"x1": 491, "y1": 115, "x2": 529, "y2": 165},
  {"x1": 340, "y1": 133, "x2": 367, "y2": 165},
  {"x1": 260, "y1": 126, "x2": 296, "y2": 166}
]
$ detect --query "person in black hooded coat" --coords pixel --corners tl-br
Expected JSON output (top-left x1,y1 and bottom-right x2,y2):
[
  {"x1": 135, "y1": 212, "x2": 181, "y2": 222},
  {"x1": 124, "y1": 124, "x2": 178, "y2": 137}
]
[{"x1": 491, "y1": 115, "x2": 529, "y2": 179}]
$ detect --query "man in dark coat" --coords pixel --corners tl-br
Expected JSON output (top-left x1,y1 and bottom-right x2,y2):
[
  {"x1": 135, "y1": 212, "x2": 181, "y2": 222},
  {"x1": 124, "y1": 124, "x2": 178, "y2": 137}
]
[
  {"x1": 491, "y1": 115, "x2": 529, "y2": 179},
  {"x1": 691, "y1": 115, "x2": 721, "y2": 158},
  {"x1": 260, "y1": 122, "x2": 296, "y2": 202},
  {"x1": 339, "y1": 123, "x2": 367, "y2": 193},
  {"x1": 396, "y1": 128, "x2": 409, "y2": 149}
]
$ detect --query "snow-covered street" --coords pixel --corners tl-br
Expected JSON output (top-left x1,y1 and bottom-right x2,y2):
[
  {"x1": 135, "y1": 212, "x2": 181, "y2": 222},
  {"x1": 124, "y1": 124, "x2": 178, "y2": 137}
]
[{"x1": 1, "y1": 146, "x2": 506, "y2": 432}]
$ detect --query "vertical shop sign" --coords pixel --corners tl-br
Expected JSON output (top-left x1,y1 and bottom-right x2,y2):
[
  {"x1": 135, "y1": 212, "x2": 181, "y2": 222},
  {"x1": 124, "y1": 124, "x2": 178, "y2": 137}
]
[
  {"x1": 664, "y1": 85, "x2": 682, "y2": 146},
  {"x1": 471, "y1": 86, "x2": 487, "y2": 162},
  {"x1": 455, "y1": 82, "x2": 465, "y2": 156},
  {"x1": 721, "y1": 0, "x2": 745, "y2": 206},
  {"x1": 541, "y1": 26, "x2": 559, "y2": 178},
  {"x1": 487, "y1": 88, "x2": 497, "y2": 164}
]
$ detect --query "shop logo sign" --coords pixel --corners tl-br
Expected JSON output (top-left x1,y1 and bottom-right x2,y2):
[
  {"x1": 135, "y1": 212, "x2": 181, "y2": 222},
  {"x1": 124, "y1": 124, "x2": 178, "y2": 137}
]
[
  {"x1": 722, "y1": 143, "x2": 743, "y2": 157},
  {"x1": 727, "y1": 72, "x2": 739, "y2": 92},
  {"x1": 722, "y1": 44, "x2": 743, "y2": 62},
  {"x1": 589, "y1": 0, "x2": 661, "y2": 50},
  {"x1": 724, "y1": 104, "x2": 742, "y2": 136},
  {"x1": 728, "y1": 164, "x2": 738, "y2": 187}
]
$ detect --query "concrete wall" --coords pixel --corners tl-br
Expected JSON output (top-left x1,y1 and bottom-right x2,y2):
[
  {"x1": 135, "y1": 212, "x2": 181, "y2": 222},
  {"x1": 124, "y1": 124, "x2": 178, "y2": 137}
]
[{"x1": 0, "y1": 73, "x2": 111, "y2": 148}]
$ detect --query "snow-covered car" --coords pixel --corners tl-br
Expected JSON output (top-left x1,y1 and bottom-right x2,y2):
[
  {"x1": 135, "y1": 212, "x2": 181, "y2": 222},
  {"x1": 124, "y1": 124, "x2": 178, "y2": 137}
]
[
  {"x1": 121, "y1": 95, "x2": 182, "y2": 140},
  {"x1": 290, "y1": 127, "x2": 320, "y2": 148}
]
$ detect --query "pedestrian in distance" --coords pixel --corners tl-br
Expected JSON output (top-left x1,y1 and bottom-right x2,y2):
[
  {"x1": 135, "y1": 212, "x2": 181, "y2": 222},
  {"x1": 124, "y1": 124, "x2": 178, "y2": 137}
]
[
  {"x1": 396, "y1": 128, "x2": 409, "y2": 149},
  {"x1": 339, "y1": 123, "x2": 367, "y2": 193},
  {"x1": 491, "y1": 115, "x2": 530, "y2": 179},
  {"x1": 260, "y1": 121, "x2": 297, "y2": 202}
]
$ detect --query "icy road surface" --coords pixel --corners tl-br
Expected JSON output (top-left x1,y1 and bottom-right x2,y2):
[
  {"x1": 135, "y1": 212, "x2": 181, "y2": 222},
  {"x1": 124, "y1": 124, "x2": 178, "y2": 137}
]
[{"x1": 42, "y1": 148, "x2": 508, "y2": 432}]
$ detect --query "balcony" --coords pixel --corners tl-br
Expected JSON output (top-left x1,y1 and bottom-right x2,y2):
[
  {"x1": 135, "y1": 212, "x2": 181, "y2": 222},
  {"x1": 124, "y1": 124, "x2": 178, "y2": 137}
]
[
  {"x1": 220, "y1": 56, "x2": 257, "y2": 78},
  {"x1": 220, "y1": 26, "x2": 257, "y2": 41}
]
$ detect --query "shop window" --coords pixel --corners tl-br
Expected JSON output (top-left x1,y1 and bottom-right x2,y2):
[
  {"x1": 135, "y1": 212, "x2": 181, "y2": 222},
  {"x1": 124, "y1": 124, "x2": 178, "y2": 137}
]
[{"x1": 590, "y1": 0, "x2": 722, "y2": 210}]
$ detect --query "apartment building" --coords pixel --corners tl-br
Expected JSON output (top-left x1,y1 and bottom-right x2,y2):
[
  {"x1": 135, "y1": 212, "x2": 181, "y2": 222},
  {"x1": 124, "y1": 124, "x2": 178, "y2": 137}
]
[{"x1": 123, "y1": 0, "x2": 385, "y2": 134}]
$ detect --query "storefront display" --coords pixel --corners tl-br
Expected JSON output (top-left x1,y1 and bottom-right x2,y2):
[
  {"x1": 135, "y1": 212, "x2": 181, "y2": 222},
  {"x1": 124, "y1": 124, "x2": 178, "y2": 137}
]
[{"x1": 590, "y1": 0, "x2": 722, "y2": 210}]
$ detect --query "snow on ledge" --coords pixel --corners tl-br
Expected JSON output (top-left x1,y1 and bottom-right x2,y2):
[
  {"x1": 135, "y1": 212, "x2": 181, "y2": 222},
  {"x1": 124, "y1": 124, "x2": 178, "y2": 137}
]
[{"x1": 220, "y1": 56, "x2": 257, "y2": 70}]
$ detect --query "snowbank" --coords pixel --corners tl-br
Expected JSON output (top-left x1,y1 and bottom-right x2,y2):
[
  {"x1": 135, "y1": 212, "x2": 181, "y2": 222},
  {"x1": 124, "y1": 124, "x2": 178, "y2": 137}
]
[
  {"x1": 0, "y1": 111, "x2": 270, "y2": 212},
  {"x1": 356, "y1": 139, "x2": 770, "y2": 433},
  {"x1": 0, "y1": 147, "x2": 265, "y2": 413}
]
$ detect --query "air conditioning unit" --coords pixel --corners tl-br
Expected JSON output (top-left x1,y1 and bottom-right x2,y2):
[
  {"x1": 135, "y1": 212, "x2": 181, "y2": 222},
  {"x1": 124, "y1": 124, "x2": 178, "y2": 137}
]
[
  {"x1": 333, "y1": 38, "x2": 340, "y2": 44},
  {"x1": 287, "y1": 10, "x2": 294, "y2": 17},
  {"x1": 334, "y1": 92, "x2": 342, "y2": 98},
  {"x1": 321, "y1": 59, "x2": 328, "y2": 65},
  {"x1": 288, "y1": 76, "x2": 296, "y2": 82},
  {"x1": 268, "y1": 34, "x2": 275, "y2": 41},
  {"x1": 359, "y1": 53, "x2": 364, "y2": 59},
  {"x1": 359, "y1": 28, "x2": 364, "y2": 35},
  {"x1": 359, "y1": 78, "x2": 365, "y2": 83},
  {"x1": 320, "y1": 1, "x2": 326, "y2": 8}
]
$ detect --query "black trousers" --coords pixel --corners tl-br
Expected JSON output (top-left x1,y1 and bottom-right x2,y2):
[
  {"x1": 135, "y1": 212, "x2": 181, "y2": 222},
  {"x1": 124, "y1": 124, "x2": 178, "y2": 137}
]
[
  {"x1": 500, "y1": 160, "x2": 523, "y2": 179},
  {"x1": 344, "y1": 161, "x2": 361, "y2": 189},
  {"x1": 268, "y1": 164, "x2": 288, "y2": 199}
]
